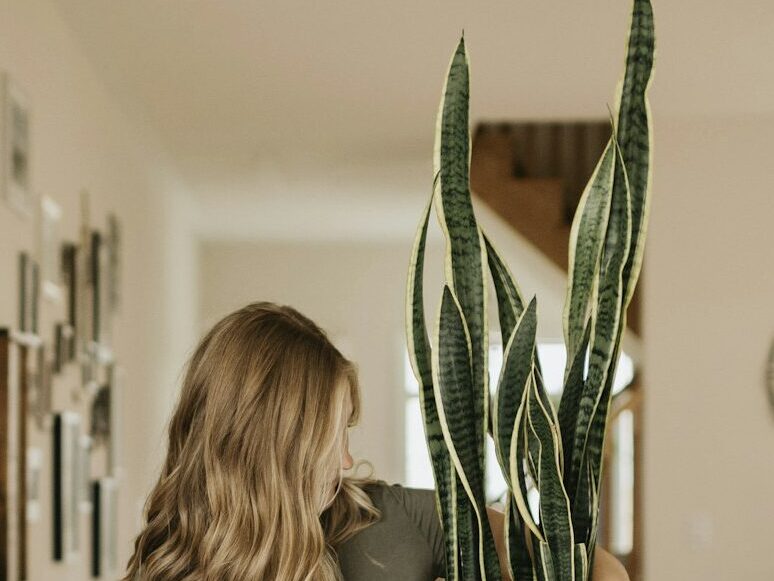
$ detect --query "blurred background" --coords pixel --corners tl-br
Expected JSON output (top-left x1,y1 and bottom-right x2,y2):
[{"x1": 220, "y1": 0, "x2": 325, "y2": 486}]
[{"x1": 0, "y1": 1, "x2": 772, "y2": 579}]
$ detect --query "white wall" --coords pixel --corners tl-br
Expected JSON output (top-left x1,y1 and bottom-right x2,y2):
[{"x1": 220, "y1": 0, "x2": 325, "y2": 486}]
[
  {"x1": 0, "y1": 0, "x2": 197, "y2": 578},
  {"x1": 642, "y1": 114, "x2": 774, "y2": 580}
]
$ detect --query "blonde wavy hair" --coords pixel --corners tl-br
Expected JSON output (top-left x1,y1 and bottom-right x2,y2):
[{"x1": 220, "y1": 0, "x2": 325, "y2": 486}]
[{"x1": 124, "y1": 302, "x2": 381, "y2": 580}]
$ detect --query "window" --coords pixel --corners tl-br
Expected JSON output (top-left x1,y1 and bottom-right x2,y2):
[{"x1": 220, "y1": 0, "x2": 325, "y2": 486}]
[{"x1": 403, "y1": 338, "x2": 634, "y2": 506}]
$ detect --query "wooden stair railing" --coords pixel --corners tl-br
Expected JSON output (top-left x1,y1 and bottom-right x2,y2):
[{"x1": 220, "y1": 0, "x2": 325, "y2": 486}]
[{"x1": 470, "y1": 122, "x2": 643, "y2": 336}]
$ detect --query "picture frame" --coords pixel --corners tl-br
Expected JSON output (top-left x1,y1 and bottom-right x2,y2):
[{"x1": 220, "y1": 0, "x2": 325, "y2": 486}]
[
  {"x1": 90, "y1": 384, "x2": 110, "y2": 446},
  {"x1": 78, "y1": 435, "x2": 92, "y2": 515},
  {"x1": 17, "y1": 252, "x2": 39, "y2": 336},
  {"x1": 0, "y1": 329, "x2": 27, "y2": 580},
  {"x1": 77, "y1": 191, "x2": 94, "y2": 350},
  {"x1": 52, "y1": 411, "x2": 82, "y2": 562},
  {"x1": 108, "y1": 365, "x2": 122, "y2": 477},
  {"x1": 107, "y1": 214, "x2": 121, "y2": 313},
  {"x1": 60, "y1": 242, "x2": 78, "y2": 364},
  {"x1": 90, "y1": 231, "x2": 111, "y2": 345},
  {"x1": 25, "y1": 447, "x2": 43, "y2": 524},
  {"x1": 91, "y1": 477, "x2": 118, "y2": 579},
  {"x1": 0, "y1": 72, "x2": 32, "y2": 219},
  {"x1": 39, "y1": 196, "x2": 63, "y2": 303},
  {"x1": 26, "y1": 344, "x2": 51, "y2": 430}
]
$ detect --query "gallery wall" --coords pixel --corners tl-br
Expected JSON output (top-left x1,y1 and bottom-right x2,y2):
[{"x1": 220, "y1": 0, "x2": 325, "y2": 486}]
[{"x1": 0, "y1": 0, "x2": 198, "y2": 579}]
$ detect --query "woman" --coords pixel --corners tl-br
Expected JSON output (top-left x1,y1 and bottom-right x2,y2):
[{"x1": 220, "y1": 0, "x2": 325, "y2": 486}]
[{"x1": 125, "y1": 302, "x2": 629, "y2": 581}]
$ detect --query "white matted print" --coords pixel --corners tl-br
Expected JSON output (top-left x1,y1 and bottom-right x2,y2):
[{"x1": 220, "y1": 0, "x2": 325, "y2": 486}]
[
  {"x1": 1, "y1": 72, "x2": 32, "y2": 218},
  {"x1": 25, "y1": 447, "x2": 43, "y2": 523},
  {"x1": 39, "y1": 196, "x2": 63, "y2": 302}
]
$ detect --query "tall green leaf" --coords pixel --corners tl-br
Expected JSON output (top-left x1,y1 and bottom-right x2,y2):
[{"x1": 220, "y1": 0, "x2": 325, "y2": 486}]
[
  {"x1": 562, "y1": 140, "x2": 615, "y2": 371},
  {"x1": 615, "y1": 0, "x2": 655, "y2": 312},
  {"x1": 564, "y1": 0, "x2": 654, "y2": 523},
  {"x1": 570, "y1": 137, "x2": 631, "y2": 547},
  {"x1": 493, "y1": 297, "x2": 537, "y2": 487},
  {"x1": 557, "y1": 320, "x2": 592, "y2": 498},
  {"x1": 433, "y1": 285, "x2": 501, "y2": 580},
  {"x1": 504, "y1": 494, "x2": 538, "y2": 581},
  {"x1": 434, "y1": 35, "x2": 504, "y2": 581},
  {"x1": 405, "y1": 189, "x2": 460, "y2": 579},
  {"x1": 526, "y1": 372, "x2": 575, "y2": 581},
  {"x1": 434, "y1": 36, "x2": 489, "y2": 480},
  {"x1": 484, "y1": 234, "x2": 526, "y2": 340}
]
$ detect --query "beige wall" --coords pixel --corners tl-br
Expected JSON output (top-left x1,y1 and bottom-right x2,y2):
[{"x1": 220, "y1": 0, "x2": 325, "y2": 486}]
[
  {"x1": 642, "y1": 114, "x2": 774, "y2": 580},
  {"x1": 0, "y1": 0, "x2": 197, "y2": 578}
]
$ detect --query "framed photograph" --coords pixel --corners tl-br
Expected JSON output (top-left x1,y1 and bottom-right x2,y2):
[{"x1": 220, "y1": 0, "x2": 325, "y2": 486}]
[
  {"x1": 78, "y1": 191, "x2": 94, "y2": 350},
  {"x1": 39, "y1": 196, "x2": 63, "y2": 303},
  {"x1": 0, "y1": 73, "x2": 32, "y2": 218},
  {"x1": 61, "y1": 243, "x2": 77, "y2": 329},
  {"x1": 53, "y1": 323, "x2": 64, "y2": 373},
  {"x1": 90, "y1": 384, "x2": 110, "y2": 446},
  {"x1": 90, "y1": 231, "x2": 112, "y2": 345},
  {"x1": 26, "y1": 344, "x2": 51, "y2": 429},
  {"x1": 107, "y1": 214, "x2": 121, "y2": 313},
  {"x1": 60, "y1": 242, "x2": 78, "y2": 364},
  {"x1": 17, "y1": 252, "x2": 39, "y2": 335},
  {"x1": 77, "y1": 435, "x2": 93, "y2": 514},
  {"x1": 91, "y1": 477, "x2": 118, "y2": 579},
  {"x1": 25, "y1": 447, "x2": 43, "y2": 524},
  {"x1": 52, "y1": 411, "x2": 82, "y2": 562},
  {"x1": 0, "y1": 328, "x2": 26, "y2": 579}
]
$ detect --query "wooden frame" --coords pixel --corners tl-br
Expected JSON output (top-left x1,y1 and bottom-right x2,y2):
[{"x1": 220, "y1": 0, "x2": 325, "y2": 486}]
[{"x1": 0, "y1": 329, "x2": 29, "y2": 580}]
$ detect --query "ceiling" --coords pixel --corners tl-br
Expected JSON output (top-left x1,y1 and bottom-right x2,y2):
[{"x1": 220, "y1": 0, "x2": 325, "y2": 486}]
[{"x1": 51, "y1": 0, "x2": 774, "y2": 204}]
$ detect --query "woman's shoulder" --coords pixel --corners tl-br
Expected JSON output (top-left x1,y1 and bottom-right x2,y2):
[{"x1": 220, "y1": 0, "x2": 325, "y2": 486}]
[
  {"x1": 349, "y1": 479, "x2": 446, "y2": 578},
  {"x1": 363, "y1": 479, "x2": 437, "y2": 512},
  {"x1": 363, "y1": 481, "x2": 444, "y2": 551}
]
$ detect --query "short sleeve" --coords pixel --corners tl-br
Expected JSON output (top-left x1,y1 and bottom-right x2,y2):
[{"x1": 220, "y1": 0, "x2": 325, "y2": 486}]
[{"x1": 384, "y1": 483, "x2": 447, "y2": 579}]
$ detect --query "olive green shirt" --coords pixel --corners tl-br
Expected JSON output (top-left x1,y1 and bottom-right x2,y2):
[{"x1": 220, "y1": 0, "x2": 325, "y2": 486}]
[{"x1": 336, "y1": 480, "x2": 446, "y2": 581}]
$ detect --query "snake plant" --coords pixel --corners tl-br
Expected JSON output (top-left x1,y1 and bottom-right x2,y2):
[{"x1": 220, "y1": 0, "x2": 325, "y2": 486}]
[{"x1": 405, "y1": 1, "x2": 655, "y2": 579}]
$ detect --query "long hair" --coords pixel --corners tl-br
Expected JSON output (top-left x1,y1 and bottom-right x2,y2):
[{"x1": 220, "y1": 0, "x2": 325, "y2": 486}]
[{"x1": 124, "y1": 302, "x2": 381, "y2": 580}]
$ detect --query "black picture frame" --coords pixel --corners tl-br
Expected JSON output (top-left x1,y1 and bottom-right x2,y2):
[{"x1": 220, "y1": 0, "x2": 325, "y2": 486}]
[
  {"x1": 90, "y1": 480, "x2": 101, "y2": 578},
  {"x1": 52, "y1": 413, "x2": 63, "y2": 561},
  {"x1": 90, "y1": 232, "x2": 101, "y2": 344},
  {"x1": 90, "y1": 477, "x2": 117, "y2": 579},
  {"x1": 52, "y1": 411, "x2": 81, "y2": 562}
]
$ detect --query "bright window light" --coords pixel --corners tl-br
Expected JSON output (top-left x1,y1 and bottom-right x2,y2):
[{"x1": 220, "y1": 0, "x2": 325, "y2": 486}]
[{"x1": 403, "y1": 338, "x2": 635, "y2": 501}]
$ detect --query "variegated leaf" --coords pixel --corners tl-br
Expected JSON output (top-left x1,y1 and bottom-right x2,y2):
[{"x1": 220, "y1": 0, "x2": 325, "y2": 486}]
[
  {"x1": 615, "y1": 0, "x2": 655, "y2": 312},
  {"x1": 433, "y1": 36, "x2": 490, "y2": 482},
  {"x1": 405, "y1": 188, "x2": 459, "y2": 579},
  {"x1": 526, "y1": 374, "x2": 575, "y2": 581},
  {"x1": 493, "y1": 297, "x2": 537, "y2": 488},
  {"x1": 562, "y1": 140, "x2": 615, "y2": 369},
  {"x1": 433, "y1": 285, "x2": 500, "y2": 580},
  {"x1": 571, "y1": 140, "x2": 631, "y2": 545}
]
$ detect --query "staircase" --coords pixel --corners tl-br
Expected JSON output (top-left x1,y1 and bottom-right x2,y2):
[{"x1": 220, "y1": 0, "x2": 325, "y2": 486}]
[{"x1": 470, "y1": 121, "x2": 642, "y2": 336}]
